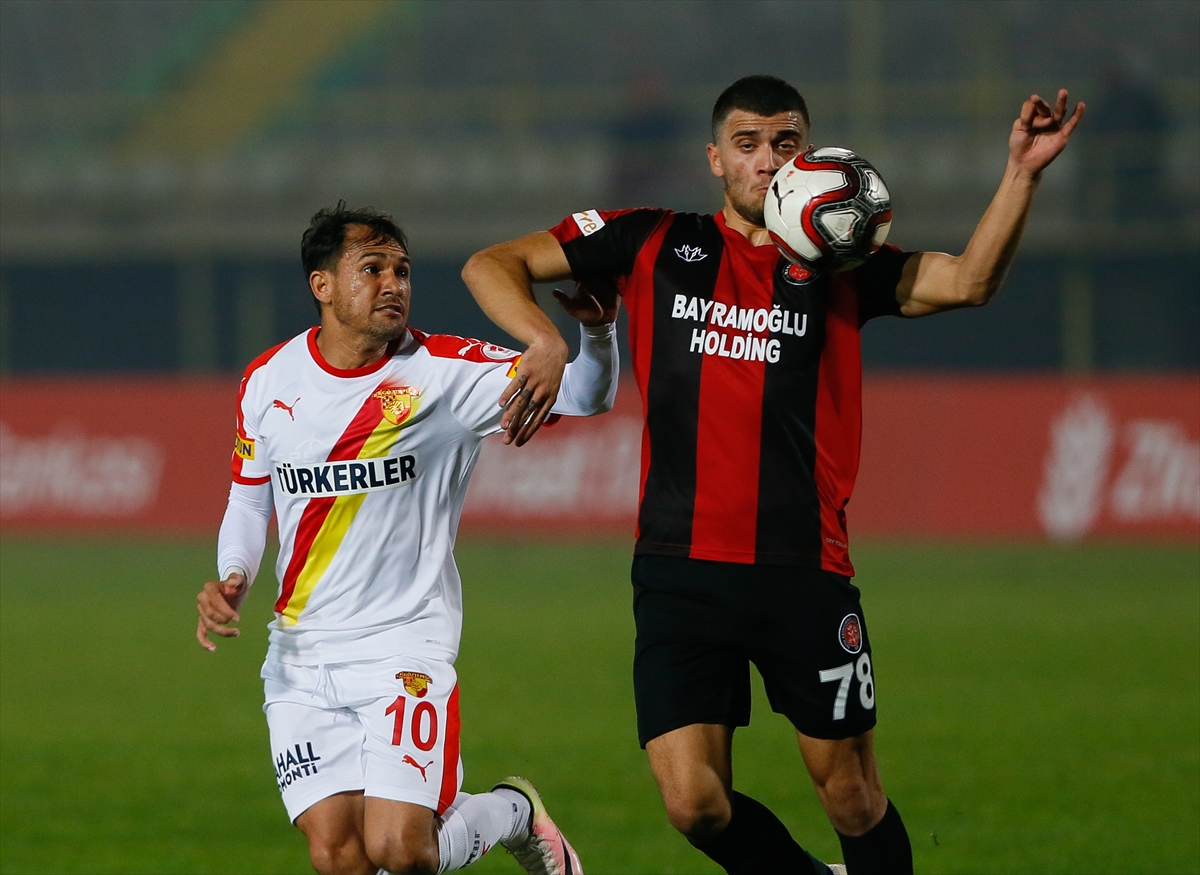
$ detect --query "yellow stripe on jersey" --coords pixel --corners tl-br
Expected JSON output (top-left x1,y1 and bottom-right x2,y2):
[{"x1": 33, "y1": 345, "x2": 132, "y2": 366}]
[{"x1": 278, "y1": 418, "x2": 408, "y2": 625}]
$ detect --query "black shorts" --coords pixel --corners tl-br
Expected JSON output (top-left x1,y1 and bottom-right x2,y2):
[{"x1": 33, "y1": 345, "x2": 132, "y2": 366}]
[{"x1": 632, "y1": 554, "x2": 878, "y2": 747}]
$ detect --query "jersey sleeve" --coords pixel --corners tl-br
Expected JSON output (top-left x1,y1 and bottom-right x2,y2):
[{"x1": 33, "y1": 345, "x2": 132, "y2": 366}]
[
  {"x1": 421, "y1": 335, "x2": 525, "y2": 438},
  {"x1": 547, "y1": 209, "x2": 666, "y2": 281},
  {"x1": 852, "y1": 243, "x2": 915, "y2": 325},
  {"x1": 231, "y1": 358, "x2": 275, "y2": 485}
]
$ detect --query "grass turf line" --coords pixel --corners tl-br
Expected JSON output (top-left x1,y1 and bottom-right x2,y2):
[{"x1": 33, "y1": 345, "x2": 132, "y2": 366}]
[{"x1": 0, "y1": 537, "x2": 1196, "y2": 874}]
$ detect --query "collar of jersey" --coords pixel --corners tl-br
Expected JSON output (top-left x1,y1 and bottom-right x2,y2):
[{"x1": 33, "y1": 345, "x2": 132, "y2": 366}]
[
  {"x1": 715, "y1": 210, "x2": 781, "y2": 262},
  {"x1": 306, "y1": 326, "x2": 405, "y2": 378}
]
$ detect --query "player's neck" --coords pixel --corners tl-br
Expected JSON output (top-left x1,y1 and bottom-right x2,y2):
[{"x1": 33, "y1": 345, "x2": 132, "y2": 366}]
[
  {"x1": 721, "y1": 202, "x2": 773, "y2": 247},
  {"x1": 315, "y1": 321, "x2": 399, "y2": 371}
]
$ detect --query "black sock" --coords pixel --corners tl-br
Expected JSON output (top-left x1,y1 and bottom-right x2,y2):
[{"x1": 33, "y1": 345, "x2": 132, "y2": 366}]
[
  {"x1": 836, "y1": 799, "x2": 913, "y2": 875},
  {"x1": 691, "y1": 791, "x2": 829, "y2": 875}
]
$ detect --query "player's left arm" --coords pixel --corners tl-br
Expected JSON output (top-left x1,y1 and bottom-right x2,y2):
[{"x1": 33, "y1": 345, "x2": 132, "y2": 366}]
[{"x1": 896, "y1": 89, "x2": 1085, "y2": 317}]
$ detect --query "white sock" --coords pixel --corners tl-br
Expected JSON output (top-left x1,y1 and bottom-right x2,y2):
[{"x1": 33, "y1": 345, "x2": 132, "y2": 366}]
[{"x1": 436, "y1": 790, "x2": 531, "y2": 872}]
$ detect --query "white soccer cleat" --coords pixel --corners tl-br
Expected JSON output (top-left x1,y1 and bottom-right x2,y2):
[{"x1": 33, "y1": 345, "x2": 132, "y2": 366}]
[
  {"x1": 828, "y1": 865, "x2": 848, "y2": 875},
  {"x1": 493, "y1": 776, "x2": 583, "y2": 875}
]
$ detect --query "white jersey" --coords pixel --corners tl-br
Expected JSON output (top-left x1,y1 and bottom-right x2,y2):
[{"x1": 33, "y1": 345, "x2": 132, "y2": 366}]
[{"x1": 222, "y1": 323, "x2": 616, "y2": 666}]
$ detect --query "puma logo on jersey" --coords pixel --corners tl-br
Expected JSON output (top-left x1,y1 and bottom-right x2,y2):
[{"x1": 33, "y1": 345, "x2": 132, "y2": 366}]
[
  {"x1": 273, "y1": 398, "x2": 300, "y2": 420},
  {"x1": 675, "y1": 244, "x2": 707, "y2": 262},
  {"x1": 402, "y1": 755, "x2": 433, "y2": 781}
]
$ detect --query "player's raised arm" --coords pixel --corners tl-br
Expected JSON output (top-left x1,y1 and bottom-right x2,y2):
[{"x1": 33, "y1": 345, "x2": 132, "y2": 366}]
[
  {"x1": 897, "y1": 88, "x2": 1085, "y2": 317},
  {"x1": 462, "y1": 232, "x2": 574, "y2": 445}
]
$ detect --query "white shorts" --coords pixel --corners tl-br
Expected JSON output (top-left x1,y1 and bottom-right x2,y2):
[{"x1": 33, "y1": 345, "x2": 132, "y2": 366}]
[{"x1": 262, "y1": 655, "x2": 463, "y2": 823}]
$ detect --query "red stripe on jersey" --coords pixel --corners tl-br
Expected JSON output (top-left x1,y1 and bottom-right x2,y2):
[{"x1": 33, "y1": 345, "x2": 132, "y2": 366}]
[
  {"x1": 232, "y1": 472, "x2": 271, "y2": 485},
  {"x1": 814, "y1": 276, "x2": 861, "y2": 577},
  {"x1": 273, "y1": 382, "x2": 392, "y2": 615},
  {"x1": 232, "y1": 339, "x2": 290, "y2": 481},
  {"x1": 625, "y1": 217, "x2": 672, "y2": 540},
  {"x1": 690, "y1": 256, "x2": 767, "y2": 562},
  {"x1": 436, "y1": 685, "x2": 461, "y2": 815}
]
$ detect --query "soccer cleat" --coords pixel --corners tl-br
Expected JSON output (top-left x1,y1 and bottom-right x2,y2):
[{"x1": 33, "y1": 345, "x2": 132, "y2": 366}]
[
  {"x1": 493, "y1": 776, "x2": 583, "y2": 875},
  {"x1": 828, "y1": 865, "x2": 848, "y2": 875}
]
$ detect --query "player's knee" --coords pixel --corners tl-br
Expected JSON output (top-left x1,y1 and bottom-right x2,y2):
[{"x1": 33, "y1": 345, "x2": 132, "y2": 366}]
[
  {"x1": 307, "y1": 836, "x2": 372, "y2": 875},
  {"x1": 663, "y1": 788, "x2": 732, "y2": 843},
  {"x1": 364, "y1": 831, "x2": 439, "y2": 875},
  {"x1": 818, "y1": 772, "x2": 884, "y2": 836}
]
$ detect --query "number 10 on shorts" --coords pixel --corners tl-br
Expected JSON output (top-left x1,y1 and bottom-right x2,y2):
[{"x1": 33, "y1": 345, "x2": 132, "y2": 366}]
[
  {"x1": 385, "y1": 695, "x2": 439, "y2": 751},
  {"x1": 819, "y1": 654, "x2": 875, "y2": 720}
]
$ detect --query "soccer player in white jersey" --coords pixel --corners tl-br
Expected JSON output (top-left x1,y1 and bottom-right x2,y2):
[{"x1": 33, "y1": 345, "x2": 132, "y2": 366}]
[{"x1": 195, "y1": 204, "x2": 615, "y2": 875}]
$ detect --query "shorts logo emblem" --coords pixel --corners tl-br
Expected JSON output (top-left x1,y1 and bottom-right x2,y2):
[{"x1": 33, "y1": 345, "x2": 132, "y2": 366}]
[
  {"x1": 396, "y1": 671, "x2": 432, "y2": 697},
  {"x1": 838, "y1": 613, "x2": 863, "y2": 654},
  {"x1": 402, "y1": 754, "x2": 433, "y2": 781},
  {"x1": 374, "y1": 387, "x2": 421, "y2": 425}
]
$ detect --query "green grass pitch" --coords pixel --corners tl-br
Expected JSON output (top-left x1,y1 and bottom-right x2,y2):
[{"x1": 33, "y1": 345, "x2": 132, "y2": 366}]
[{"x1": 1, "y1": 536, "x2": 1197, "y2": 874}]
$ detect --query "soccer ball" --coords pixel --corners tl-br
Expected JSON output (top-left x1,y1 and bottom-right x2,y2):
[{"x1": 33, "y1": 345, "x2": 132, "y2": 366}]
[{"x1": 763, "y1": 146, "x2": 892, "y2": 271}]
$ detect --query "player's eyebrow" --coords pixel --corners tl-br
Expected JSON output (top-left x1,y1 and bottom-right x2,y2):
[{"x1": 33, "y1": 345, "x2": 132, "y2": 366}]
[{"x1": 356, "y1": 248, "x2": 409, "y2": 265}]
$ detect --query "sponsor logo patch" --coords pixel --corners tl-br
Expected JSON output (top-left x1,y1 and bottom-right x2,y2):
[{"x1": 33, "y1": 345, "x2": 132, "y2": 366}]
[
  {"x1": 234, "y1": 434, "x2": 255, "y2": 460},
  {"x1": 274, "y1": 741, "x2": 322, "y2": 792},
  {"x1": 275, "y1": 455, "x2": 418, "y2": 496},
  {"x1": 572, "y1": 209, "x2": 605, "y2": 236},
  {"x1": 675, "y1": 244, "x2": 708, "y2": 262},
  {"x1": 838, "y1": 613, "x2": 864, "y2": 654},
  {"x1": 373, "y1": 386, "x2": 421, "y2": 426},
  {"x1": 397, "y1": 670, "x2": 432, "y2": 697}
]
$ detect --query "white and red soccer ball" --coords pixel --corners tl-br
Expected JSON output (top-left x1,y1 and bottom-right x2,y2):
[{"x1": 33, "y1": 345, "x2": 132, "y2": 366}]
[{"x1": 763, "y1": 146, "x2": 892, "y2": 272}]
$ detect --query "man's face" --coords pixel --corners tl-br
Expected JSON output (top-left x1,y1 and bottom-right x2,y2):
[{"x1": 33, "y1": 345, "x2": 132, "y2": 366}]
[
  {"x1": 707, "y1": 110, "x2": 807, "y2": 226},
  {"x1": 312, "y1": 224, "x2": 411, "y2": 342}
]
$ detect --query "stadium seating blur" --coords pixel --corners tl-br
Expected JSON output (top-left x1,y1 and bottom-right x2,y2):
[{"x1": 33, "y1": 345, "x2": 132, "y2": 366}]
[{"x1": 1, "y1": 0, "x2": 1196, "y2": 375}]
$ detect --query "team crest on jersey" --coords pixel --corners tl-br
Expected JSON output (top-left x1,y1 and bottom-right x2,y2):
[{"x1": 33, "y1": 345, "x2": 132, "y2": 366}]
[
  {"x1": 373, "y1": 386, "x2": 421, "y2": 425},
  {"x1": 234, "y1": 434, "x2": 255, "y2": 460},
  {"x1": 396, "y1": 671, "x2": 432, "y2": 698},
  {"x1": 782, "y1": 262, "x2": 817, "y2": 285},
  {"x1": 838, "y1": 614, "x2": 863, "y2": 654}
]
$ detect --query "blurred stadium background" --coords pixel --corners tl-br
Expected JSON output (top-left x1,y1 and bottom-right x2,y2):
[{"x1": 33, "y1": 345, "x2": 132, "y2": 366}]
[{"x1": 1, "y1": 1, "x2": 1197, "y2": 874}]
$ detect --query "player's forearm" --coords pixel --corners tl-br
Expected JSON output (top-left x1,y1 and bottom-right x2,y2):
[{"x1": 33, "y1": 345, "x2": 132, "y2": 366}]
[
  {"x1": 461, "y1": 246, "x2": 565, "y2": 352},
  {"x1": 554, "y1": 323, "x2": 620, "y2": 416},
  {"x1": 954, "y1": 159, "x2": 1040, "y2": 305},
  {"x1": 216, "y1": 481, "x2": 272, "y2": 585}
]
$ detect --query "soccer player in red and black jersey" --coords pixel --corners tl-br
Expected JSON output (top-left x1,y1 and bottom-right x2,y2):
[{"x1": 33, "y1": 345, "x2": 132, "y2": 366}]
[{"x1": 463, "y1": 76, "x2": 1083, "y2": 874}]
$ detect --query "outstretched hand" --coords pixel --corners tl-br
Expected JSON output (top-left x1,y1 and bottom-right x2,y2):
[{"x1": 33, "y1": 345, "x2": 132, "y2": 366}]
[
  {"x1": 551, "y1": 277, "x2": 621, "y2": 327},
  {"x1": 1009, "y1": 88, "x2": 1085, "y2": 179},
  {"x1": 196, "y1": 571, "x2": 248, "y2": 652}
]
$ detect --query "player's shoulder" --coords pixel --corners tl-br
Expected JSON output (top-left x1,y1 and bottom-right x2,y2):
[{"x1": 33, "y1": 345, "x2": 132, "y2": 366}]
[
  {"x1": 408, "y1": 328, "x2": 520, "y2": 366},
  {"x1": 552, "y1": 206, "x2": 674, "y2": 243},
  {"x1": 239, "y1": 330, "x2": 311, "y2": 389}
]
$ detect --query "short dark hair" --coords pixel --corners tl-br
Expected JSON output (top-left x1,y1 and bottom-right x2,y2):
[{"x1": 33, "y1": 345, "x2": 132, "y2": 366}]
[
  {"x1": 711, "y1": 75, "x2": 810, "y2": 142},
  {"x1": 301, "y1": 201, "x2": 408, "y2": 313}
]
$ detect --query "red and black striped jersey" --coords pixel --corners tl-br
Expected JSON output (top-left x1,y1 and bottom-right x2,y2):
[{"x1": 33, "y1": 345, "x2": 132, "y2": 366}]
[{"x1": 548, "y1": 208, "x2": 911, "y2": 576}]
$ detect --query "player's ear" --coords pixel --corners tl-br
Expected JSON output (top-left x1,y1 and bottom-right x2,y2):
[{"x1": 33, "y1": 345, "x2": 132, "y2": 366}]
[
  {"x1": 310, "y1": 270, "x2": 333, "y2": 307},
  {"x1": 707, "y1": 142, "x2": 724, "y2": 179}
]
